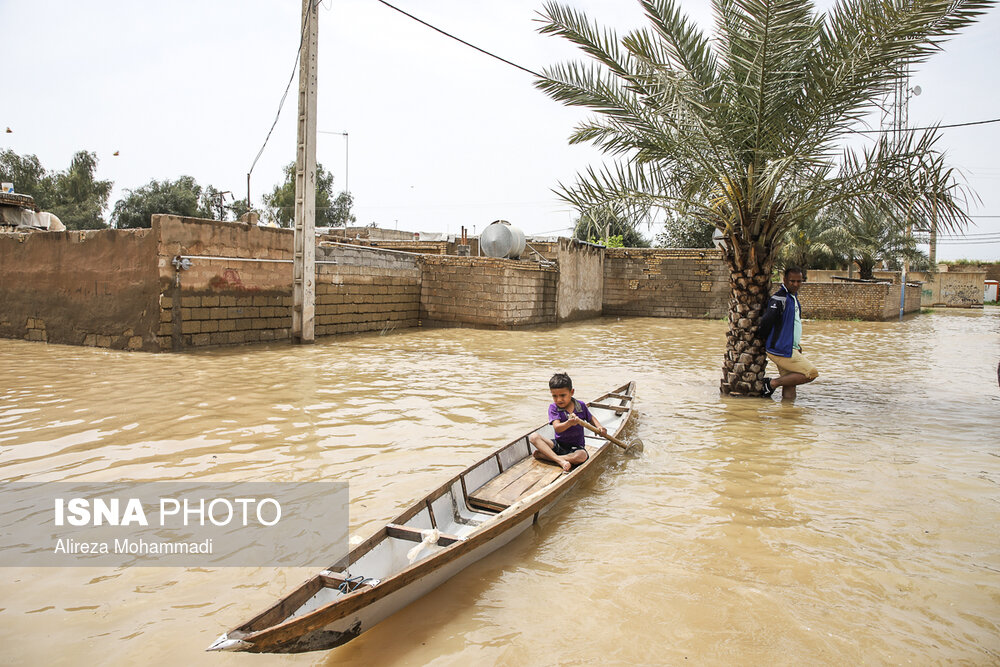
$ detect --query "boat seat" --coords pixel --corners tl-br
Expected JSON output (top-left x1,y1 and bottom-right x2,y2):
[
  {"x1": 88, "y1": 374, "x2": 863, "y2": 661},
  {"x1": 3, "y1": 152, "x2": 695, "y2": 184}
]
[{"x1": 467, "y1": 446, "x2": 597, "y2": 513}]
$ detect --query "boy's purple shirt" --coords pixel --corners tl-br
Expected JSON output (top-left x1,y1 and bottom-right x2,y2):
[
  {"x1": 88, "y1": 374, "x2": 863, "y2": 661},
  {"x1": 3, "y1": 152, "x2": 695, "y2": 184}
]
[{"x1": 548, "y1": 400, "x2": 592, "y2": 447}]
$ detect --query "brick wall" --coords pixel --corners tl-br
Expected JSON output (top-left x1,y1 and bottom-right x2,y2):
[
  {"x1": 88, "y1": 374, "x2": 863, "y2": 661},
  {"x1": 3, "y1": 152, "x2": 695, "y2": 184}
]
[
  {"x1": 314, "y1": 244, "x2": 421, "y2": 336},
  {"x1": 154, "y1": 216, "x2": 295, "y2": 351},
  {"x1": 5, "y1": 217, "x2": 942, "y2": 354},
  {"x1": 603, "y1": 248, "x2": 729, "y2": 318},
  {"x1": 156, "y1": 218, "x2": 424, "y2": 350},
  {"x1": 419, "y1": 255, "x2": 557, "y2": 328},
  {"x1": 798, "y1": 282, "x2": 921, "y2": 320}
]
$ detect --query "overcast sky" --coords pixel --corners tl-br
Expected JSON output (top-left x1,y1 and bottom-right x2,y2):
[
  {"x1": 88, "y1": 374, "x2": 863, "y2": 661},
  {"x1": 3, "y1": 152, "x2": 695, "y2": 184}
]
[{"x1": 2, "y1": 0, "x2": 998, "y2": 260}]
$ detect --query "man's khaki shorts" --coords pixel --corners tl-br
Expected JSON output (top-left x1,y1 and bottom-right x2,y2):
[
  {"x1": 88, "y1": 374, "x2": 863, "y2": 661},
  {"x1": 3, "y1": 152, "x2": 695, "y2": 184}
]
[{"x1": 766, "y1": 349, "x2": 819, "y2": 380}]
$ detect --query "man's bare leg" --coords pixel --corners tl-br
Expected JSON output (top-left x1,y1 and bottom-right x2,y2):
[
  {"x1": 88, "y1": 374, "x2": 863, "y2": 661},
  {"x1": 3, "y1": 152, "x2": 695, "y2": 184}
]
[{"x1": 771, "y1": 372, "x2": 812, "y2": 400}]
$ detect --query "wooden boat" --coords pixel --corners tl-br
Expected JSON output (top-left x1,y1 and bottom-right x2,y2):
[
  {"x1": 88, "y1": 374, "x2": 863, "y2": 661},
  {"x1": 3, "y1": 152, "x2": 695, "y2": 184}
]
[{"x1": 208, "y1": 381, "x2": 636, "y2": 654}]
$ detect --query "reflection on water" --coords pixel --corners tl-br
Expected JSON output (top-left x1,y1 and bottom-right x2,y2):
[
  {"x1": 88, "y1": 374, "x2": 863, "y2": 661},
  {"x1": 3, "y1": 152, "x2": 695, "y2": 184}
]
[{"x1": 1, "y1": 310, "x2": 998, "y2": 665}]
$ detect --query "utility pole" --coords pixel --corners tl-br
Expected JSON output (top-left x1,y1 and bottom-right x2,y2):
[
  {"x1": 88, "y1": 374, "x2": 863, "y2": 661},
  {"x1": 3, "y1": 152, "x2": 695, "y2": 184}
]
[
  {"x1": 929, "y1": 190, "x2": 938, "y2": 265},
  {"x1": 292, "y1": 0, "x2": 318, "y2": 344},
  {"x1": 216, "y1": 190, "x2": 232, "y2": 221}
]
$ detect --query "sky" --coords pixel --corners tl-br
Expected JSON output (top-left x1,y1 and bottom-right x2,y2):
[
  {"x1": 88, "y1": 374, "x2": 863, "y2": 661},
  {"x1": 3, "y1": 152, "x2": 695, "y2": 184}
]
[{"x1": 2, "y1": 0, "x2": 999, "y2": 261}]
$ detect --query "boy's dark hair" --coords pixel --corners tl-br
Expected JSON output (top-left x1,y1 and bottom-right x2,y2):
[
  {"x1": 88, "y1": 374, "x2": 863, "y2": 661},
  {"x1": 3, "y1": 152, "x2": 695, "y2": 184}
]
[
  {"x1": 549, "y1": 373, "x2": 573, "y2": 390},
  {"x1": 784, "y1": 266, "x2": 804, "y2": 280}
]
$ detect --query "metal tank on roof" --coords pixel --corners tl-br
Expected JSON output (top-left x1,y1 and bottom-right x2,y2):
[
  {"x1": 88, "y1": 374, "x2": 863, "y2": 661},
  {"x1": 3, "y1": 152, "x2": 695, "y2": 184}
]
[{"x1": 479, "y1": 220, "x2": 525, "y2": 259}]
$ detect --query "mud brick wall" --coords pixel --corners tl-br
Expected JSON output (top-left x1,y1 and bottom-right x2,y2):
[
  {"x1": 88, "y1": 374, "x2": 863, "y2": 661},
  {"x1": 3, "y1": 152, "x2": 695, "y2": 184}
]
[
  {"x1": 155, "y1": 218, "x2": 424, "y2": 350},
  {"x1": 798, "y1": 283, "x2": 921, "y2": 320},
  {"x1": 0, "y1": 228, "x2": 161, "y2": 350},
  {"x1": 315, "y1": 244, "x2": 421, "y2": 336},
  {"x1": 154, "y1": 215, "x2": 295, "y2": 351},
  {"x1": 419, "y1": 256, "x2": 557, "y2": 328},
  {"x1": 603, "y1": 248, "x2": 728, "y2": 318}
]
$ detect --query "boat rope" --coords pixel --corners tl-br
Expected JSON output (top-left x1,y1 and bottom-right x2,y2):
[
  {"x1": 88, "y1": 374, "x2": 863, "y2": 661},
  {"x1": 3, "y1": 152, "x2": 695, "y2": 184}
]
[
  {"x1": 406, "y1": 528, "x2": 441, "y2": 564},
  {"x1": 337, "y1": 575, "x2": 375, "y2": 594}
]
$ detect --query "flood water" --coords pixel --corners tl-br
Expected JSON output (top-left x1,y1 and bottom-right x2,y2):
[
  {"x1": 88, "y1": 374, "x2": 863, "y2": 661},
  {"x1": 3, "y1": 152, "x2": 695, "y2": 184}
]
[{"x1": 1, "y1": 310, "x2": 998, "y2": 666}]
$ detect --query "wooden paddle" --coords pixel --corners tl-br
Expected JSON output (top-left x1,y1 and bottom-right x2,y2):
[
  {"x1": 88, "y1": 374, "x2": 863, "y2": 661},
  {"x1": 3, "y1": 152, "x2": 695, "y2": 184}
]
[{"x1": 576, "y1": 418, "x2": 633, "y2": 451}]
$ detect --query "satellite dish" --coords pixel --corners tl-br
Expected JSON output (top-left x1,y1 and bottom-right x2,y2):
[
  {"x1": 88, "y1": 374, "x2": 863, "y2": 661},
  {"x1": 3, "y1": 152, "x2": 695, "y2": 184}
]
[{"x1": 911, "y1": 85, "x2": 922, "y2": 96}]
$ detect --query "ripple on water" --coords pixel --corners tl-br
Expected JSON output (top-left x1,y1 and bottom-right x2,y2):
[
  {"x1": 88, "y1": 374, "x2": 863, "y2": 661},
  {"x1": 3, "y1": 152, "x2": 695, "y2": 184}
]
[{"x1": 0, "y1": 310, "x2": 998, "y2": 663}]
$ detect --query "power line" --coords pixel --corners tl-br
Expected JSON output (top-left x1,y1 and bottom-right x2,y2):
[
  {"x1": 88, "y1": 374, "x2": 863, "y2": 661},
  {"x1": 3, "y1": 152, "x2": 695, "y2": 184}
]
[
  {"x1": 852, "y1": 116, "x2": 1000, "y2": 134},
  {"x1": 248, "y1": 0, "x2": 319, "y2": 178},
  {"x1": 374, "y1": 0, "x2": 542, "y2": 78}
]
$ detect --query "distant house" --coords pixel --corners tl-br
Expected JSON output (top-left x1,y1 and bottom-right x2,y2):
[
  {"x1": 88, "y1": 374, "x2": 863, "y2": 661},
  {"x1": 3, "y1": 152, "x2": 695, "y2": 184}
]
[{"x1": 0, "y1": 190, "x2": 64, "y2": 232}]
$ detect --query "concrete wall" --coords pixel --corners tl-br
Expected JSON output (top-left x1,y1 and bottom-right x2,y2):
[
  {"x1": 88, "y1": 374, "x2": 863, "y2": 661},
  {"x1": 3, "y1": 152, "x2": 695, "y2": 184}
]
[
  {"x1": 0, "y1": 228, "x2": 161, "y2": 350},
  {"x1": 556, "y1": 238, "x2": 603, "y2": 322},
  {"x1": 799, "y1": 283, "x2": 921, "y2": 320},
  {"x1": 911, "y1": 269, "x2": 986, "y2": 307},
  {"x1": 419, "y1": 255, "x2": 557, "y2": 328},
  {"x1": 603, "y1": 248, "x2": 729, "y2": 318}
]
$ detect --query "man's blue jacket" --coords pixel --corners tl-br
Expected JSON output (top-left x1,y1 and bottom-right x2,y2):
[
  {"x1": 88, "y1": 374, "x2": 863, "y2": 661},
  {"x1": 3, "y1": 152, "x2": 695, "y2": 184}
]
[{"x1": 757, "y1": 284, "x2": 799, "y2": 358}]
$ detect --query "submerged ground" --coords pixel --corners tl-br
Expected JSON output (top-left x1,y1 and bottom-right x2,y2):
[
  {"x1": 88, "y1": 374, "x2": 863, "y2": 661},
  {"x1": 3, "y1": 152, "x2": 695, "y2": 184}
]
[{"x1": 1, "y1": 310, "x2": 998, "y2": 665}]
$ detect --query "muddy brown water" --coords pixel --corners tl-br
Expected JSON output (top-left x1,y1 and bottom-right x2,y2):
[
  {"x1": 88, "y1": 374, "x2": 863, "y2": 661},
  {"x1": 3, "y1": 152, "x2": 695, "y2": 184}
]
[{"x1": 1, "y1": 310, "x2": 998, "y2": 666}]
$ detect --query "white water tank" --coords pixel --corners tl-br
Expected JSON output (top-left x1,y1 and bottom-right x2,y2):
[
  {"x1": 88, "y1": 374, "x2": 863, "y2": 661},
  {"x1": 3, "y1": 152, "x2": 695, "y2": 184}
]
[{"x1": 480, "y1": 220, "x2": 525, "y2": 259}]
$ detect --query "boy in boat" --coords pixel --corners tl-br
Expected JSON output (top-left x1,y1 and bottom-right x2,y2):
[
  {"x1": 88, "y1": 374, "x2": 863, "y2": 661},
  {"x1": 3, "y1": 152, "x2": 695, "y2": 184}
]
[{"x1": 529, "y1": 373, "x2": 607, "y2": 472}]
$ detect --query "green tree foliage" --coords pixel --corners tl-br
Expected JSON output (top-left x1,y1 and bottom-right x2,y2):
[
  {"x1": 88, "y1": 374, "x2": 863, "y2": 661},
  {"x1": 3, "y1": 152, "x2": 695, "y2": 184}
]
[
  {"x1": 572, "y1": 204, "x2": 650, "y2": 247},
  {"x1": 827, "y1": 203, "x2": 931, "y2": 279},
  {"x1": 330, "y1": 191, "x2": 357, "y2": 227},
  {"x1": 535, "y1": 0, "x2": 987, "y2": 395},
  {"x1": 0, "y1": 149, "x2": 112, "y2": 229},
  {"x1": 0, "y1": 150, "x2": 53, "y2": 203},
  {"x1": 48, "y1": 152, "x2": 113, "y2": 229},
  {"x1": 263, "y1": 162, "x2": 353, "y2": 228},
  {"x1": 777, "y1": 211, "x2": 843, "y2": 271},
  {"x1": 229, "y1": 197, "x2": 252, "y2": 221},
  {"x1": 655, "y1": 212, "x2": 716, "y2": 248},
  {"x1": 111, "y1": 176, "x2": 216, "y2": 229}
]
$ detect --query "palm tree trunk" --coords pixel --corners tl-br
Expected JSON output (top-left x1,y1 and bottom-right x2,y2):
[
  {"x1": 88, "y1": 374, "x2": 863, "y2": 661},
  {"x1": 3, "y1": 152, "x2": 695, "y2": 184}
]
[{"x1": 719, "y1": 255, "x2": 773, "y2": 396}]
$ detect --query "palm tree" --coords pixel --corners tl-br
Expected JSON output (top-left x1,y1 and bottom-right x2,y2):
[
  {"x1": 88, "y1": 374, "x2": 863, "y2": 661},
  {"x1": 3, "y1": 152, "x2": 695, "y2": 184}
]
[
  {"x1": 535, "y1": 0, "x2": 987, "y2": 395},
  {"x1": 778, "y1": 211, "x2": 843, "y2": 272},
  {"x1": 827, "y1": 202, "x2": 932, "y2": 279}
]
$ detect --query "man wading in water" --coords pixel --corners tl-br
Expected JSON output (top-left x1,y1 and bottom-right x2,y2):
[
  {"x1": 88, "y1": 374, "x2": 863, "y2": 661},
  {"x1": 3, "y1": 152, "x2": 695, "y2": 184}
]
[{"x1": 759, "y1": 267, "x2": 819, "y2": 400}]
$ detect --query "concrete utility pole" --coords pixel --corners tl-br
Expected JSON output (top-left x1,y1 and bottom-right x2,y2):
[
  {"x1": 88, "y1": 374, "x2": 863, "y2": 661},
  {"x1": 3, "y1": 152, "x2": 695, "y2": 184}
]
[
  {"x1": 929, "y1": 191, "x2": 938, "y2": 265},
  {"x1": 292, "y1": 0, "x2": 319, "y2": 343}
]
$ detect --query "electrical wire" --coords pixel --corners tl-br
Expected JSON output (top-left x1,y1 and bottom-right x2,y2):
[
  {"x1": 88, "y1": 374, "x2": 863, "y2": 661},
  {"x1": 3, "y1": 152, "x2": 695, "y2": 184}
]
[
  {"x1": 248, "y1": 0, "x2": 320, "y2": 178},
  {"x1": 374, "y1": 0, "x2": 542, "y2": 78},
  {"x1": 851, "y1": 117, "x2": 1000, "y2": 134},
  {"x1": 363, "y1": 6, "x2": 1000, "y2": 136}
]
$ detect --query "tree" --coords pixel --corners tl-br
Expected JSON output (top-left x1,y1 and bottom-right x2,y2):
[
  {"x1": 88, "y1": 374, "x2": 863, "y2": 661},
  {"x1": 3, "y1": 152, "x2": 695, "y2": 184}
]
[
  {"x1": 536, "y1": 0, "x2": 984, "y2": 395},
  {"x1": 262, "y1": 161, "x2": 352, "y2": 228},
  {"x1": 655, "y1": 211, "x2": 716, "y2": 248},
  {"x1": 573, "y1": 204, "x2": 650, "y2": 246},
  {"x1": 0, "y1": 150, "x2": 54, "y2": 204},
  {"x1": 48, "y1": 152, "x2": 113, "y2": 229},
  {"x1": 229, "y1": 197, "x2": 252, "y2": 221},
  {"x1": 111, "y1": 176, "x2": 216, "y2": 228},
  {"x1": 0, "y1": 149, "x2": 112, "y2": 229},
  {"x1": 777, "y1": 211, "x2": 843, "y2": 272},
  {"x1": 827, "y1": 203, "x2": 931, "y2": 279},
  {"x1": 330, "y1": 191, "x2": 357, "y2": 227}
]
